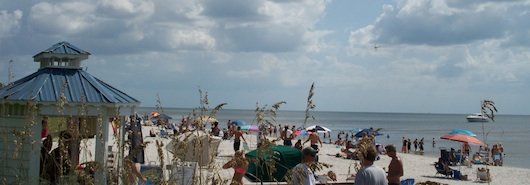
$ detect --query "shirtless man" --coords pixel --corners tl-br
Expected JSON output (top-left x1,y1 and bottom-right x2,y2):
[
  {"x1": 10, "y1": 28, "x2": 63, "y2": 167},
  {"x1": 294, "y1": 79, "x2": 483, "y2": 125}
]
[
  {"x1": 385, "y1": 145, "x2": 403, "y2": 185},
  {"x1": 233, "y1": 126, "x2": 246, "y2": 152},
  {"x1": 304, "y1": 129, "x2": 323, "y2": 152}
]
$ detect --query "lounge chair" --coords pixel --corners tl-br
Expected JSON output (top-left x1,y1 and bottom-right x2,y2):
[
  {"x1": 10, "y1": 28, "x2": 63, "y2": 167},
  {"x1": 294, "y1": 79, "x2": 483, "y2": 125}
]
[{"x1": 434, "y1": 162, "x2": 453, "y2": 178}]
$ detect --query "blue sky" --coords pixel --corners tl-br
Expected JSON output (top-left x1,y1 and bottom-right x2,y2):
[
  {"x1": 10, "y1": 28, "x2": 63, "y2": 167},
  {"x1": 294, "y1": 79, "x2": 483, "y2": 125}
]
[{"x1": 1, "y1": 0, "x2": 529, "y2": 114}]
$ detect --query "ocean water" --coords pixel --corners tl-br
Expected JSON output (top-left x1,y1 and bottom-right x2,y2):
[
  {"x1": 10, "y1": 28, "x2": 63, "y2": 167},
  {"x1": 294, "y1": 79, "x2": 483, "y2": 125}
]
[{"x1": 136, "y1": 107, "x2": 530, "y2": 169}]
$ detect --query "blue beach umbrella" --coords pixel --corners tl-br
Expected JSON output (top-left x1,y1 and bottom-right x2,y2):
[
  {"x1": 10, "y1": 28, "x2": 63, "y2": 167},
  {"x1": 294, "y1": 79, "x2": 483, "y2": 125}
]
[
  {"x1": 232, "y1": 120, "x2": 248, "y2": 126},
  {"x1": 305, "y1": 125, "x2": 332, "y2": 133},
  {"x1": 354, "y1": 128, "x2": 383, "y2": 138},
  {"x1": 448, "y1": 129, "x2": 477, "y2": 137}
]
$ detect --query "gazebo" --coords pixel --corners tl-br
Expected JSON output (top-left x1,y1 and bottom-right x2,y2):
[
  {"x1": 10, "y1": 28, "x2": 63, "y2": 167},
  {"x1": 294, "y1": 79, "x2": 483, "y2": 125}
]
[{"x1": 0, "y1": 41, "x2": 140, "y2": 184}]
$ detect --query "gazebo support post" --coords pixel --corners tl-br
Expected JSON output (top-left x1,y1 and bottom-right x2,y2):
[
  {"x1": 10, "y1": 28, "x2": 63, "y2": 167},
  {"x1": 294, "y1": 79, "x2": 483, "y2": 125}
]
[
  {"x1": 94, "y1": 108, "x2": 110, "y2": 184},
  {"x1": 28, "y1": 115, "x2": 43, "y2": 185}
]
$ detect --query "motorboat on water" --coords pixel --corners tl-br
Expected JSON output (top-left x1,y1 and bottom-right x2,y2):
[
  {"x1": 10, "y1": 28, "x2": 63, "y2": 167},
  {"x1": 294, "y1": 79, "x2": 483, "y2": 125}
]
[{"x1": 466, "y1": 113, "x2": 489, "y2": 122}]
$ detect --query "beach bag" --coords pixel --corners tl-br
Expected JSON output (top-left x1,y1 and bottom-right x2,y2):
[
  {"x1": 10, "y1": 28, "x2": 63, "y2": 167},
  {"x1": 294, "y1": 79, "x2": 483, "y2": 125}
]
[{"x1": 243, "y1": 142, "x2": 250, "y2": 151}]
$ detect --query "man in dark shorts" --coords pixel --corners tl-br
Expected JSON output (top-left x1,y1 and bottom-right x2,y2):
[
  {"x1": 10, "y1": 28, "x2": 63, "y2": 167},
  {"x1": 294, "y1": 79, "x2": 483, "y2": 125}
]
[
  {"x1": 304, "y1": 129, "x2": 322, "y2": 154},
  {"x1": 281, "y1": 126, "x2": 293, "y2": 146},
  {"x1": 233, "y1": 126, "x2": 246, "y2": 151}
]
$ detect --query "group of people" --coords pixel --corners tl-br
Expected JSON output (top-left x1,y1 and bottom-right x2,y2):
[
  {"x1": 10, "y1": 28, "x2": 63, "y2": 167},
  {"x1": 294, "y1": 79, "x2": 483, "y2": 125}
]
[
  {"x1": 290, "y1": 144, "x2": 403, "y2": 185},
  {"x1": 401, "y1": 137, "x2": 425, "y2": 153},
  {"x1": 39, "y1": 117, "x2": 84, "y2": 184},
  {"x1": 472, "y1": 143, "x2": 504, "y2": 166}
]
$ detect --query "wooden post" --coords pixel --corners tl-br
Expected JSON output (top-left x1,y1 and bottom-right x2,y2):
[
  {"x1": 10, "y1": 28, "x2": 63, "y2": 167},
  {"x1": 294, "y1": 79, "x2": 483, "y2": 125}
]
[{"x1": 94, "y1": 108, "x2": 110, "y2": 184}]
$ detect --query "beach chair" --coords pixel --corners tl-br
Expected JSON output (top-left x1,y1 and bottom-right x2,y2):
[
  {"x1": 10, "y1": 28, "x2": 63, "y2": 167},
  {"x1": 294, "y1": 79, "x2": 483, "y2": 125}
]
[
  {"x1": 160, "y1": 129, "x2": 168, "y2": 138},
  {"x1": 434, "y1": 162, "x2": 453, "y2": 178}
]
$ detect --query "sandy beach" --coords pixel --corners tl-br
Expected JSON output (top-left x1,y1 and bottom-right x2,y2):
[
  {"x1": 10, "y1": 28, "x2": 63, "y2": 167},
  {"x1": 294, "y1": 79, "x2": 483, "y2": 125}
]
[
  {"x1": 214, "y1": 134, "x2": 530, "y2": 185},
  {"x1": 77, "y1": 125, "x2": 530, "y2": 185}
]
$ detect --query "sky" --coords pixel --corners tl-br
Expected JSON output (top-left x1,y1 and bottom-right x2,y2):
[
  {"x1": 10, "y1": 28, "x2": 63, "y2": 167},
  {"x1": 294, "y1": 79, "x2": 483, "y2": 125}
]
[{"x1": 1, "y1": 0, "x2": 529, "y2": 115}]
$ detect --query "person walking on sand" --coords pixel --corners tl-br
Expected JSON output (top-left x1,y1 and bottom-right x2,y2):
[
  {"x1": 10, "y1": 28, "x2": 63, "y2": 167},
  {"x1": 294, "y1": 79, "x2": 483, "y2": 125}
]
[
  {"x1": 223, "y1": 150, "x2": 249, "y2": 185},
  {"x1": 432, "y1": 138, "x2": 436, "y2": 148},
  {"x1": 304, "y1": 129, "x2": 323, "y2": 152},
  {"x1": 385, "y1": 145, "x2": 403, "y2": 185},
  {"x1": 355, "y1": 145, "x2": 388, "y2": 185},
  {"x1": 233, "y1": 126, "x2": 246, "y2": 152},
  {"x1": 291, "y1": 147, "x2": 318, "y2": 185}
]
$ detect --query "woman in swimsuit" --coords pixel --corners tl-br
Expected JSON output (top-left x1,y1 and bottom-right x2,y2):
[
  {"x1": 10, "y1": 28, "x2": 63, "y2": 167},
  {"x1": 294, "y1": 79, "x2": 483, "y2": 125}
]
[{"x1": 223, "y1": 150, "x2": 249, "y2": 185}]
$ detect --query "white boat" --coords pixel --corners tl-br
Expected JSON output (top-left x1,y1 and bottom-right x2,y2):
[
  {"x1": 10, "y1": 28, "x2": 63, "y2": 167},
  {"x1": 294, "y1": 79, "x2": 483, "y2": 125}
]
[{"x1": 466, "y1": 113, "x2": 489, "y2": 122}]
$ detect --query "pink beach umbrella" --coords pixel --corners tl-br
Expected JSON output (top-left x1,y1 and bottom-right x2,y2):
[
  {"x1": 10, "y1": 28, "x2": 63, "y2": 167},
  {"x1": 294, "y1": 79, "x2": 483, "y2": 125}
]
[
  {"x1": 440, "y1": 134, "x2": 484, "y2": 146},
  {"x1": 295, "y1": 130, "x2": 312, "y2": 136},
  {"x1": 240, "y1": 125, "x2": 259, "y2": 132}
]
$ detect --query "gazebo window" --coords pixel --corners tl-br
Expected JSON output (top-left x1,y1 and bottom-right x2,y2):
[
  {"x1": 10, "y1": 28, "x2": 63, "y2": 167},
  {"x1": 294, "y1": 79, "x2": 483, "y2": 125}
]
[{"x1": 0, "y1": 104, "x2": 26, "y2": 116}]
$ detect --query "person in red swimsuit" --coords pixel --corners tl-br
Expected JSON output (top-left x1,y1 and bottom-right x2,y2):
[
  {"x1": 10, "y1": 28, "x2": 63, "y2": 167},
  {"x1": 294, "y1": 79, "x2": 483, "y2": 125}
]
[
  {"x1": 41, "y1": 116, "x2": 49, "y2": 139},
  {"x1": 223, "y1": 150, "x2": 249, "y2": 185}
]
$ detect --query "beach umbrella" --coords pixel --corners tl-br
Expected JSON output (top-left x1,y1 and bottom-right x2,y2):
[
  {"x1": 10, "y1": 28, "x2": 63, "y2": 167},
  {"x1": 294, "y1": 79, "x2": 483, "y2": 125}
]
[
  {"x1": 440, "y1": 134, "x2": 484, "y2": 146},
  {"x1": 295, "y1": 130, "x2": 312, "y2": 136},
  {"x1": 232, "y1": 120, "x2": 247, "y2": 126},
  {"x1": 240, "y1": 125, "x2": 259, "y2": 132},
  {"x1": 448, "y1": 129, "x2": 477, "y2": 137},
  {"x1": 150, "y1": 113, "x2": 172, "y2": 124},
  {"x1": 305, "y1": 125, "x2": 332, "y2": 133},
  {"x1": 354, "y1": 128, "x2": 383, "y2": 138}
]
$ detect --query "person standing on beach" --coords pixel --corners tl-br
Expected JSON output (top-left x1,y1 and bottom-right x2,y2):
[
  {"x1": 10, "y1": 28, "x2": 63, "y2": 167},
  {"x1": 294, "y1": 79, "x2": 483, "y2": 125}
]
[
  {"x1": 419, "y1": 138, "x2": 424, "y2": 152},
  {"x1": 401, "y1": 137, "x2": 407, "y2": 153},
  {"x1": 385, "y1": 145, "x2": 403, "y2": 185},
  {"x1": 291, "y1": 147, "x2": 318, "y2": 185},
  {"x1": 304, "y1": 129, "x2": 323, "y2": 152},
  {"x1": 413, "y1": 138, "x2": 418, "y2": 151},
  {"x1": 233, "y1": 126, "x2": 247, "y2": 152},
  {"x1": 432, "y1": 138, "x2": 436, "y2": 148},
  {"x1": 355, "y1": 145, "x2": 388, "y2": 185},
  {"x1": 41, "y1": 116, "x2": 49, "y2": 139},
  {"x1": 281, "y1": 126, "x2": 294, "y2": 146},
  {"x1": 407, "y1": 138, "x2": 411, "y2": 153}
]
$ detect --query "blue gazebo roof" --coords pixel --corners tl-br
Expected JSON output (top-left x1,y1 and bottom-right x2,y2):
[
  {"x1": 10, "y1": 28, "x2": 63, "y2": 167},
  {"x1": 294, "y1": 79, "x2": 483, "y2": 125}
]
[
  {"x1": 0, "y1": 68, "x2": 140, "y2": 104},
  {"x1": 34, "y1": 41, "x2": 90, "y2": 57}
]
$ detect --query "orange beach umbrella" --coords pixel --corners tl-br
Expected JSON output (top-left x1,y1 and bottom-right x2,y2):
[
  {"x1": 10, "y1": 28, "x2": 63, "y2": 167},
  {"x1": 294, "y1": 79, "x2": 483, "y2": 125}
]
[{"x1": 440, "y1": 134, "x2": 484, "y2": 146}]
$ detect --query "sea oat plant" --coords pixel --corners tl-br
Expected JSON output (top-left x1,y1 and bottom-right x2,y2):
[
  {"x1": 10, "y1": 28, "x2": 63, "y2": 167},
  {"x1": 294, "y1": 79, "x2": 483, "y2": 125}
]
[
  {"x1": 251, "y1": 101, "x2": 286, "y2": 183},
  {"x1": 166, "y1": 89, "x2": 227, "y2": 185}
]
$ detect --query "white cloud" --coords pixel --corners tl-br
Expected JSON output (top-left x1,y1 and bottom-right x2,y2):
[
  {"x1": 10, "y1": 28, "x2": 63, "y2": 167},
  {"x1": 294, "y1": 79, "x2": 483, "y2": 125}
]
[
  {"x1": 29, "y1": 2, "x2": 97, "y2": 35},
  {"x1": 348, "y1": 0, "x2": 526, "y2": 47},
  {"x1": 0, "y1": 9, "x2": 23, "y2": 38},
  {"x1": 168, "y1": 29, "x2": 215, "y2": 50}
]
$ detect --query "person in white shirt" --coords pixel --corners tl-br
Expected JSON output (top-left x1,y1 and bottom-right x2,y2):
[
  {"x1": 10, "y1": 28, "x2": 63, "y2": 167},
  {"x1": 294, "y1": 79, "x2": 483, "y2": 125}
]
[
  {"x1": 355, "y1": 145, "x2": 388, "y2": 185},
  {"x1": 281, "y1": 126, "x2": 294, "y2": 146},
  {"x1": 291, "y1": 147, "x2": 317, "y2": 185}
]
